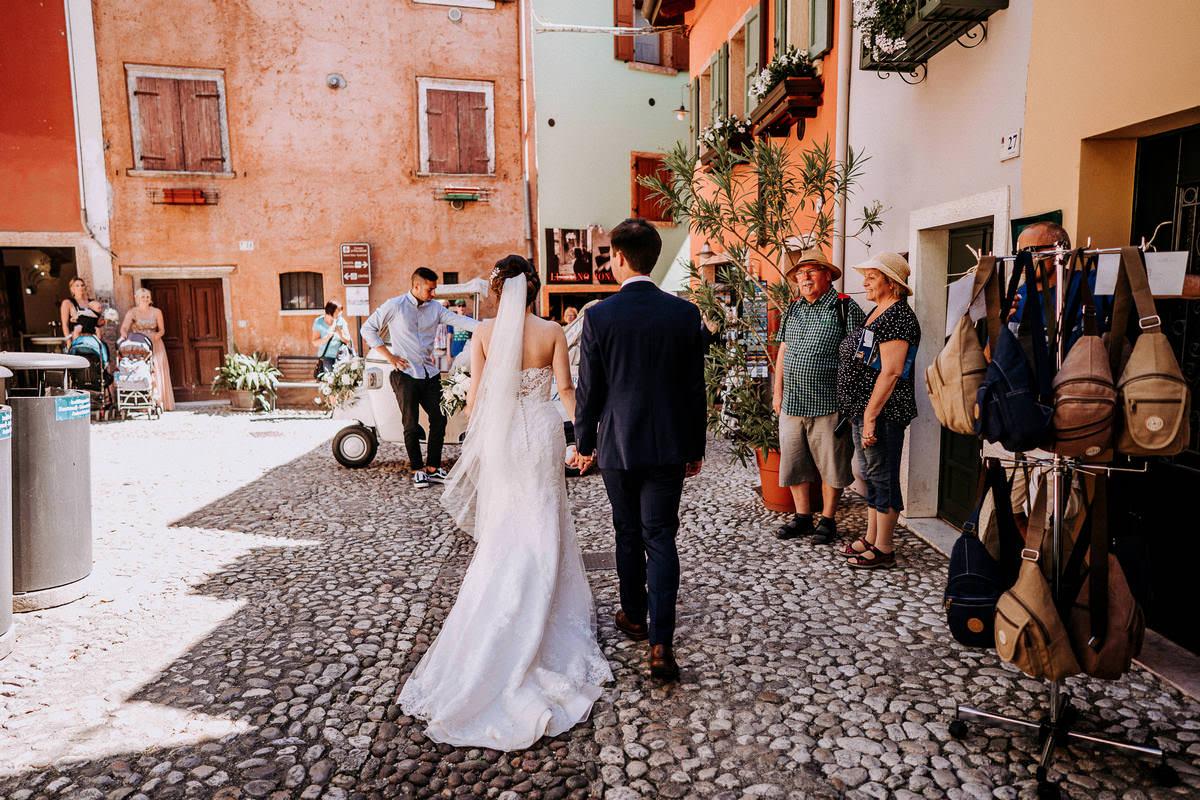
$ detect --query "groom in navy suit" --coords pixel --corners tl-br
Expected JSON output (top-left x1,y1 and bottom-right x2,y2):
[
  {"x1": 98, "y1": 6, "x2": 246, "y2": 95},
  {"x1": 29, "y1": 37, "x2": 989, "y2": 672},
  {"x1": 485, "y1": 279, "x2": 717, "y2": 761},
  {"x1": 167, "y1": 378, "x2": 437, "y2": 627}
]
[{"x1": 574, "y1": 218, "x2": 707, "y2": 681}]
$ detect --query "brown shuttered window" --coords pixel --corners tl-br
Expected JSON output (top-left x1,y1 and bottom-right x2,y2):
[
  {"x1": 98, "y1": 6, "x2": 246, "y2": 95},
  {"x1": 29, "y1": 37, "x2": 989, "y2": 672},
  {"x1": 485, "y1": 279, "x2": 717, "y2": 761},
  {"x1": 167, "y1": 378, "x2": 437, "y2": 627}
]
[
  {"x1": 131, "y1": 71, "x2": 228, "y2": 174},
  {"x1": 614, "y1": 0, "x2": 634, "y2": 61},
  {"x1": 669, "y1": 29, "x2": 690, "y2": 71},
  {"x1": 425, "y1": 88, "x2": 491, "y2": 175},
  {"x1": 632, "y1": 155, "x2": 671, "y2": 223}
]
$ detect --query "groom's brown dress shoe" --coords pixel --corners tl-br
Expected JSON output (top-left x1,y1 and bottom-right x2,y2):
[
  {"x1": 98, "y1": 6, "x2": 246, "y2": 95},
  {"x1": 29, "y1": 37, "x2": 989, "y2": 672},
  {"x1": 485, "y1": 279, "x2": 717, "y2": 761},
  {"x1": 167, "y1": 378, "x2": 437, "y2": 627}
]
[
  {"x1": 649, "y1": 644, "x2": 680, "y2": 682},
  {"x1": 615, "y1": 611, "x2": 649, "y2": 641}
]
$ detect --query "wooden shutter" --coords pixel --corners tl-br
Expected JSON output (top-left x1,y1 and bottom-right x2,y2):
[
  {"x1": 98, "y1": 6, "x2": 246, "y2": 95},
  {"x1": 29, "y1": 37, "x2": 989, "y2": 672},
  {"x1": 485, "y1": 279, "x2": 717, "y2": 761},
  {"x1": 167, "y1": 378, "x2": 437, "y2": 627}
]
[
  {"x1": 718, "y1": 43, "x2": 729, "y2": 117},
  {"x1": 669, "y1": 28, "x2": 689, "y2": 71},
  {"x1": 745, "y1": 10, "x2": 761, "y2": 112},
  {"x1": 457, "y1": 91, "x2": 491, "y2": 175},
  {"x1": 688, "y1": 78, "x2": 699, "y2": 156},
  {"x1": 807, "y1": 0, "x2": 833, "y2": 58},
  {"x1": 774, "y1": 0, "x2": 788, "y2": 56},
  {"x1": 133, "y1": 76, "x2": 184, "y2": 171},
  {"x1": 614, "y1": 0, "x2": 634, "y2": 61},
  {"x1": 178, "y1": 79, "x2": 226, "y2": 172},
  {"x1": 426, "y1": 89, "x2": 461, "y2": 173},
  {"x1": 632, "y1": 155, "x2": 670, "y2": 222}
]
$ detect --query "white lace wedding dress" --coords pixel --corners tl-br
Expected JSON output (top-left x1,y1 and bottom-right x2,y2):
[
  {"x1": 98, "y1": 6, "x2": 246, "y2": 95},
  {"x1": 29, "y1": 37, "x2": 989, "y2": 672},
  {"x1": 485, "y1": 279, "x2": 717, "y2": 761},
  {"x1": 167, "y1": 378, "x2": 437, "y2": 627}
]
[{"x1": 398, "y1": 274, "x2": 611, "y2": 751}]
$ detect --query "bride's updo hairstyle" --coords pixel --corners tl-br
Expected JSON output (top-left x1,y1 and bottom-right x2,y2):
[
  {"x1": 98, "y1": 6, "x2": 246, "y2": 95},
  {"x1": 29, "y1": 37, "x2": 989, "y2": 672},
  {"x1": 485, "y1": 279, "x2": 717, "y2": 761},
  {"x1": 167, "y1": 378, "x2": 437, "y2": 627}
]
[{"x1": 489, "y1": 254, "x2": 540, "y2": 307}]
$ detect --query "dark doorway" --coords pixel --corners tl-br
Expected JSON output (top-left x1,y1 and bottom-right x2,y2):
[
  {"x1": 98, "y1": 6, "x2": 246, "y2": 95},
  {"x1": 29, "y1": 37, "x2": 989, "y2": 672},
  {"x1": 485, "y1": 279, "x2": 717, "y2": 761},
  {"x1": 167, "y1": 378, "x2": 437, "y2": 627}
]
[
  {"x1": 936, "y1": 223, "x2": 992, "y2": 528},
  {"x1": 1115, "y1": 123, "x2": 1200, "y2": 655},
  {"x1": 141, "y1": 278, "x2": 227, "y2": 402}
]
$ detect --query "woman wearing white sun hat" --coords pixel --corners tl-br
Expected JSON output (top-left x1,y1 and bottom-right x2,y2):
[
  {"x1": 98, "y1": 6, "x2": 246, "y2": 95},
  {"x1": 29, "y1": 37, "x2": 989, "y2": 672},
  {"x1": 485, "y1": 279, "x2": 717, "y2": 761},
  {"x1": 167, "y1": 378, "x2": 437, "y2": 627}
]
[{"x1": 836, "y1": 252, "x2": 921, "y2": 570}]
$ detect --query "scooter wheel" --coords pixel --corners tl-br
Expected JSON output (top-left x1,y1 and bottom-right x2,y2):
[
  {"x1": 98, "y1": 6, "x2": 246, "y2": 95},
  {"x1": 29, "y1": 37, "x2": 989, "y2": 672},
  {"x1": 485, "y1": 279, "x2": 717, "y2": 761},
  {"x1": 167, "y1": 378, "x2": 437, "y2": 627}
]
[{"x1": 333, "y1": 424, "x2": 378, "y2": 468}]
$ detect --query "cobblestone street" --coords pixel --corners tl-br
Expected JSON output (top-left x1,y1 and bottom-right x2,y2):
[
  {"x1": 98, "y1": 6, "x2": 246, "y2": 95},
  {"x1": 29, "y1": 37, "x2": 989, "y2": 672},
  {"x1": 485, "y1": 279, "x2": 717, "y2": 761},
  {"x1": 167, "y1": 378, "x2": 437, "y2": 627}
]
[{"x1": 1, "y1": 411, "x2": 1197, "y2": 800}]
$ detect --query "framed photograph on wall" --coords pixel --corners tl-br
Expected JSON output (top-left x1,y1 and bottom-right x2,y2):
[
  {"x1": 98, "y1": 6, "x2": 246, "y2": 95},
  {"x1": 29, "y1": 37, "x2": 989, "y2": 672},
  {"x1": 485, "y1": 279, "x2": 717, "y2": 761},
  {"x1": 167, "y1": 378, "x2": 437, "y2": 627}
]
[
  {"x1": 545, "y1": 228, "x2": 593, "y2": 284},
  {"x1": 590, "y1": 226, "x2": 616, "y2": 285}
]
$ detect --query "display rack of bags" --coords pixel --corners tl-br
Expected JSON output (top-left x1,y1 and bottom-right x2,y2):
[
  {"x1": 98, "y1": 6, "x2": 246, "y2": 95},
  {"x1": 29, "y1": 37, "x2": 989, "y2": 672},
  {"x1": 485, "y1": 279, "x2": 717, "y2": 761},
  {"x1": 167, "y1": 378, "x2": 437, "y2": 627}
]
[{"x1": 930, "y1": 246, "x2": 1185, "y2": 798}]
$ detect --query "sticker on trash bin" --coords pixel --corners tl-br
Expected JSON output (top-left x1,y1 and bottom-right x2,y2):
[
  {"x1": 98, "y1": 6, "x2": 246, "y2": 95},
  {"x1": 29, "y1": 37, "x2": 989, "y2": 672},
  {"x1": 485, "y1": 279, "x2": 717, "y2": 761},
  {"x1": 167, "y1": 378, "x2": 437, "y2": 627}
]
[
  {"x1": 55, "y1": 394, "x2": 91, "y2": 421},
  {"x1": 0, "y1": 407, "x2": 9, "y2": 440}
]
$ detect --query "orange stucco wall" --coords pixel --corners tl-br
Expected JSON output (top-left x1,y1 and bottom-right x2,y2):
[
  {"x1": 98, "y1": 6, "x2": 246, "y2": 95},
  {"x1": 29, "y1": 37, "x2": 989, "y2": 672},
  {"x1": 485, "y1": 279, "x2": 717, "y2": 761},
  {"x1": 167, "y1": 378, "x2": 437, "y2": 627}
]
[
  {"x1": 0, "y1": 1, "x2": 83, "y2": 232},
  {"x1": 685, "y1": 0, "x2": 842, "y2": 282},
  {"x1": 95, "y1": 0, "x2": 530, "y2": 357}
]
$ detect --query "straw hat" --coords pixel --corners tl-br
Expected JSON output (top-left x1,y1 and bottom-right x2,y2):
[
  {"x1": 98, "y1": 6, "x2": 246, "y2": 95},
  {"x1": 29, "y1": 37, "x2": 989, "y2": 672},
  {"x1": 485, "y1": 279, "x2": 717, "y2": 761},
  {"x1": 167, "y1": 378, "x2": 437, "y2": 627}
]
[
  {"x1": 853, "y1": 252, "x2": 912, "y2": 295},
  {"x1": 780, "y1": 238, "x2": 842, "y2": 280}
]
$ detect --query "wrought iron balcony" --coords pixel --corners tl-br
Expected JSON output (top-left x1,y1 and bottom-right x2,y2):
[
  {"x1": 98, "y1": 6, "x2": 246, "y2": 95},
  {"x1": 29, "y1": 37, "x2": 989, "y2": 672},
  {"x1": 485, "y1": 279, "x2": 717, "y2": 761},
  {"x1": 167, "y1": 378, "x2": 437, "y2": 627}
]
[{"x1": 859, "y1": 0, "x2": 1008, "y2": 83}]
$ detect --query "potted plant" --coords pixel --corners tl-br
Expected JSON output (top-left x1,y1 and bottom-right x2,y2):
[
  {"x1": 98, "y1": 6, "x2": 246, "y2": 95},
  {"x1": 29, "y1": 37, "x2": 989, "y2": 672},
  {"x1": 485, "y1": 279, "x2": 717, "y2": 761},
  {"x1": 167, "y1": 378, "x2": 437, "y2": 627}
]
[
  {"x1": 212, "y1": 351, "x2": 282, "y2": 411},
  {"x1": 640, "y1": 135, "x2": 883, "y2": 510},
  {"x1": 748, "y1": 45, "x2": 822, "y2": 138},
  {"x1": 698, "y1": 114, "x2": 753, "y2": 166}
]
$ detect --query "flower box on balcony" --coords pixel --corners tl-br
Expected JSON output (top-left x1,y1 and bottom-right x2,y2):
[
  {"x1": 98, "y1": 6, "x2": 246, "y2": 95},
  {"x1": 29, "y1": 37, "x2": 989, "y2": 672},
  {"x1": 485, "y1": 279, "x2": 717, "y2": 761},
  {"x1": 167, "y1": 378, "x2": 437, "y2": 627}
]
[
  {"x1": 698, "y1": 131, "x2": 754, "y2": 168},
  {"x1": 860, "y1": 0, "x2": 1008, "y2": 74},
  {"x1": 749, "y1": 77, "x2": 823, "y2": 139}
]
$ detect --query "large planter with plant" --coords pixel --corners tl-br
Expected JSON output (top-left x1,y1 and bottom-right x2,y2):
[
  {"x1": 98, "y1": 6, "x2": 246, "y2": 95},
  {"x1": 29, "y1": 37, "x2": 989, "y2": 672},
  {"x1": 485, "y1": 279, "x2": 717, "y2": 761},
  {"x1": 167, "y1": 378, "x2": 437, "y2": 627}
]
[
  {"x1": 748, "y1": 46, "x2": 822, "y2": 138},
  {"x1": 212, "y1": 351, "x2": 282, "y2": 412},
  {"x1": 639, "y1": 131, "x2": 882, "y2": 512}
]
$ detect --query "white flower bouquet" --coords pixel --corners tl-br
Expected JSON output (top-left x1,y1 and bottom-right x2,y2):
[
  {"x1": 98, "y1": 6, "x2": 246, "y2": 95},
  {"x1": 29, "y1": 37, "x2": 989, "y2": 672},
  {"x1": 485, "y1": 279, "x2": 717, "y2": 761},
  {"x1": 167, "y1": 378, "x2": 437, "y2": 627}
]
[
  {"x1": 853, "y1": 0, "x2": 911, "y2": 60},
  {"x1": 316, "y1": 357, "x2": 364, "y2": 410},
  {"x1": 698, "y1": 114, "x2": 753, "y2": 150},
  {"x1": 749, "y1": 45, "x2": 817, "y2": 100},
  {"x1": 441, "y1": 366, "x2": 471, "y2": 417}
]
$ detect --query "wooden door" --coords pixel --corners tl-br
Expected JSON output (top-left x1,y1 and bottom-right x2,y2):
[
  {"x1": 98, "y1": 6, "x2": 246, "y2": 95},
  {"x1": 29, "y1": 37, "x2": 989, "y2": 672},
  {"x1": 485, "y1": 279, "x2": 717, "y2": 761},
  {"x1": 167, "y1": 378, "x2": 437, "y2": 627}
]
[
  {"x1": 142, "y1": 278, "x2": 227, "y2": 401},
  {"x1": 936, "y1": 224, "x2": 992, "y2": 528}
]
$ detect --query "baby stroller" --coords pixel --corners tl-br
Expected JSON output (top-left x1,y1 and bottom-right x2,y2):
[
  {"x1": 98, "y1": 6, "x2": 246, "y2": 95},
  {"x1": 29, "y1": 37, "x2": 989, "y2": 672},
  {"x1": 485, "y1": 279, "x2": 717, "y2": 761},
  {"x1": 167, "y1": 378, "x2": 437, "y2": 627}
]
[
  {"x1": 115, "y1": 332, "x2": 161, "y2": 419},
  {"x1": 67, "y1": 333, "x2": 113, "y2": 419}
]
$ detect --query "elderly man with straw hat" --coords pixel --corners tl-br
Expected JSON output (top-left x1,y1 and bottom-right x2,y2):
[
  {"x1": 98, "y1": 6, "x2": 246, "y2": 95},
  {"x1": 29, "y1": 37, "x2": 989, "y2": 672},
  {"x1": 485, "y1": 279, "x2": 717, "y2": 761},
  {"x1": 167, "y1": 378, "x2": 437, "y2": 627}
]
[{"x1": 771, "y1": 239, "x2": 865, "y2": 545}]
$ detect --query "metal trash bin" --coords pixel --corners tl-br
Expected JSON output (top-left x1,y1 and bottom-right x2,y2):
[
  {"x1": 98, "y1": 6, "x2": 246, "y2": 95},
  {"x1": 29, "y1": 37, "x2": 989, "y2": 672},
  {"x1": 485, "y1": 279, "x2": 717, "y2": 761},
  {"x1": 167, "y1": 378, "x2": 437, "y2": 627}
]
[
  {"x1": 0, "y1": 365, "x2": 12, "y2": 658},
  {"x1": 0, "y1": 353, "x2": 93, "y2": 612}
]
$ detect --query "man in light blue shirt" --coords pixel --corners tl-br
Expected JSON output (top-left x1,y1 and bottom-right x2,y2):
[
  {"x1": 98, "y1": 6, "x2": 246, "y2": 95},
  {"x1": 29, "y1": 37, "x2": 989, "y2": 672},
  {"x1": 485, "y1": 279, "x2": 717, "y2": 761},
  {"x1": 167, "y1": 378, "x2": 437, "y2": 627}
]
[{"x1": 361, "y1": 267, "x2": 479, "y2": 487}]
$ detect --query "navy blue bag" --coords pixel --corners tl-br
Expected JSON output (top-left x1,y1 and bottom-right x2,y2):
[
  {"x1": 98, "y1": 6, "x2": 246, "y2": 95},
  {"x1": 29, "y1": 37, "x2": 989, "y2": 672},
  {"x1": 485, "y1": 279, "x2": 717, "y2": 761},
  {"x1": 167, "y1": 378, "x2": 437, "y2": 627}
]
[
  {"x1": 975, "y1": 251, "x2": 1055, "y2": 452},
  {"x1": 944, "y1": 458, "x2": 1023, "y2": 648}
]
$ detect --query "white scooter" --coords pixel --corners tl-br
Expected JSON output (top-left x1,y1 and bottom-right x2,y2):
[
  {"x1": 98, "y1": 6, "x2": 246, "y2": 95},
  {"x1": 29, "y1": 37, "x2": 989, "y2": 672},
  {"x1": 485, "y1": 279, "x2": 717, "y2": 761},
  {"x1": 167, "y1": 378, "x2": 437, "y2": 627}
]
[{"x1": 330, "y1": 358, "x2": 468, "y2": 468}]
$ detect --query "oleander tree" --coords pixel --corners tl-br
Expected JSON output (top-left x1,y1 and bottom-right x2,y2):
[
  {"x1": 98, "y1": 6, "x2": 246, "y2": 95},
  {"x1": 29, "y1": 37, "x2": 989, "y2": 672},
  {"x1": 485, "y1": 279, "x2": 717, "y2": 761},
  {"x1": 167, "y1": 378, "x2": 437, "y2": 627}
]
[{"x1": 639, "y1": 135, "x2": 883, "y2": 463}]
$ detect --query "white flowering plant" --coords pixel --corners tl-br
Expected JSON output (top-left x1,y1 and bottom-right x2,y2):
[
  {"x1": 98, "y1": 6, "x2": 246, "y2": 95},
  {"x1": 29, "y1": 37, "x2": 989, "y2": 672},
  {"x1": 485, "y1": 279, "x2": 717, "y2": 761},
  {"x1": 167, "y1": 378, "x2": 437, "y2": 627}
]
[
  {"x1": 853, "y1": 0, "x2": 913, "y2": 60},
  {"x1": 440, "y1": 365, "x2": 471, "y2": 417},
  {"x1": 748, "y1": 45, "x2": 817, "y2": 100},
  {"x1": 698, "y1": 114, "x2": 753, "y2": 151},
  {"x1": 316, "y1": 357, "x2": 364, "y2": 410}
]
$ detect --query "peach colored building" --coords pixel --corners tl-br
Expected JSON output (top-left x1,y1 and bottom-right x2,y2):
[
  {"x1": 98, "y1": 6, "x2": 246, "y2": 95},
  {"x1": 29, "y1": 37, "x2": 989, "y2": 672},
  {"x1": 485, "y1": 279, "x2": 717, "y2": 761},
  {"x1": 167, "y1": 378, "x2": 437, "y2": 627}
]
[{"x1": 94, "y1": 0, "x2": 534, "y2": 400}]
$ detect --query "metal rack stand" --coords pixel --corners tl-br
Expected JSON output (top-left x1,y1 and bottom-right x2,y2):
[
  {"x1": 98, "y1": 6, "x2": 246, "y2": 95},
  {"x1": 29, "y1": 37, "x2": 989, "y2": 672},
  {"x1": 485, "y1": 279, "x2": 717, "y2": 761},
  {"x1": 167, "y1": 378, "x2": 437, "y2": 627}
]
[{"x1": 948, "y1": 249, "x2": 1182, "y2": 799}]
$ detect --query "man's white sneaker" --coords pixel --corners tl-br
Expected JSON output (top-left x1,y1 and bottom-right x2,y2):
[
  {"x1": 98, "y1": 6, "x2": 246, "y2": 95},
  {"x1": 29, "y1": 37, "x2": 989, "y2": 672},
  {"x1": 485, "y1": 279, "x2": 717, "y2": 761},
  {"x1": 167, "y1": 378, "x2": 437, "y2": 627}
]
[
  {"x1": 425, "y1": 468, "x2": 449, "y2": 484},
  {"x1": 412, "y1": 471, "x2": 431, "y2": 488}
]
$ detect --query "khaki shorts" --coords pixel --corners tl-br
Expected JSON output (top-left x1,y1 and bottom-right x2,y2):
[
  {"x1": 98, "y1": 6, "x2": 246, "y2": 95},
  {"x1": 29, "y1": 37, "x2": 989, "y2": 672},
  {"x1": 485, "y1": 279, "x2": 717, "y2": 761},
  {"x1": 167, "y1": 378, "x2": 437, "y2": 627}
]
[{"x1": 778, "y1": 412, "x2": 854, "y2": 488}]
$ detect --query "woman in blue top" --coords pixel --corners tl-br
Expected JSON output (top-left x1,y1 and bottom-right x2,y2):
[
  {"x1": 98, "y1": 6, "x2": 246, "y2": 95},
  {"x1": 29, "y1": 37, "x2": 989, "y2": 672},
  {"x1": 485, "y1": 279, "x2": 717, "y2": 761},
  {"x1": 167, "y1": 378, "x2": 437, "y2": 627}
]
[{"x1": 312, "y1": 300, "x2": 353, "y2": 375}]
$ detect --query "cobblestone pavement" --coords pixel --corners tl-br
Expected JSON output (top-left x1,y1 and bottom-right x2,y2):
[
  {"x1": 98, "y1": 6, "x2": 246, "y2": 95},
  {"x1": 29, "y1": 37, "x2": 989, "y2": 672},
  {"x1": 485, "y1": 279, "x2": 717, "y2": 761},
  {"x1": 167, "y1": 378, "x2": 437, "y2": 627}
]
[{"x1": 1, "y1": 410, "x2": 1197, "y2": 800}]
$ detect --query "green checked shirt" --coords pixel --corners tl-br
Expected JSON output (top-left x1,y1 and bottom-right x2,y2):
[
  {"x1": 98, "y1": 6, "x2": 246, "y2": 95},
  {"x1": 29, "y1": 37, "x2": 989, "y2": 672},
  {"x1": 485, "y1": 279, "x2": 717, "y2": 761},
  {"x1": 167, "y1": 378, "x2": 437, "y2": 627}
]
[{"x1": 774, "y1": 287, "x2": 865, "y2": 417}]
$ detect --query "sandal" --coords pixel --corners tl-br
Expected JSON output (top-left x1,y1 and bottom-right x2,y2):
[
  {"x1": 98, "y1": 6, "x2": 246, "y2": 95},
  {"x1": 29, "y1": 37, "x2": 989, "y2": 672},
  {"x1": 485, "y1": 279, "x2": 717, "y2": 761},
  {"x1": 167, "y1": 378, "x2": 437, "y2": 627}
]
[
  {"x1": 847, "y1": 545, "x2": 896, "y2": 570},
  {"x1": 842, "y1": 536, "x2": 870, "y2": 557}
]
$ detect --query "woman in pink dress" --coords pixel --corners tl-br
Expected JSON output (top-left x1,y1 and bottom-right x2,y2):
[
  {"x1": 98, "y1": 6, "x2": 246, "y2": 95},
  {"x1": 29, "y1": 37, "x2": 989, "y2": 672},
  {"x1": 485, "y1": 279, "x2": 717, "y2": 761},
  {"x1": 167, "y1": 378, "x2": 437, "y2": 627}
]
[{"x1": 120, "y1": 287, "x2": 175, "y2": 412}]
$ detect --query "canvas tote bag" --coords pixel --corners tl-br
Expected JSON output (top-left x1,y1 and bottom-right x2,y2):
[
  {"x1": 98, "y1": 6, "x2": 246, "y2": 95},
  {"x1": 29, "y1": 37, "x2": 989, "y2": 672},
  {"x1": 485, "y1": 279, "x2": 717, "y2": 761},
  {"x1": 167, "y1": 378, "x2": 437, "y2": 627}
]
[{"x1": 927, "y1": 256, "x2": 1000, "y2": 435}]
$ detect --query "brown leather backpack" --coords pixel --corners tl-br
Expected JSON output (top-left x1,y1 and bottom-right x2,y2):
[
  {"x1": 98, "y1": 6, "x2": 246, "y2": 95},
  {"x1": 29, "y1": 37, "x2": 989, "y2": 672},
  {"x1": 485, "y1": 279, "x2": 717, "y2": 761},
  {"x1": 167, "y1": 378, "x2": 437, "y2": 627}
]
[
  {"x1": 1062, "y1": 476, "x2": 1144, "y2": 679},
  {"x1": 1110, "y1": 247, "x2": 1191, "y2": 456},
  {"x1": 926, "y1": 256, "x2": 999, "y2": 435},
  {"x1": 993, "y1": 476, "x2": 1081, "y2": 681},
  {"x1": 1052, "y1": 253, "x2": 1117, "y2": 459}
]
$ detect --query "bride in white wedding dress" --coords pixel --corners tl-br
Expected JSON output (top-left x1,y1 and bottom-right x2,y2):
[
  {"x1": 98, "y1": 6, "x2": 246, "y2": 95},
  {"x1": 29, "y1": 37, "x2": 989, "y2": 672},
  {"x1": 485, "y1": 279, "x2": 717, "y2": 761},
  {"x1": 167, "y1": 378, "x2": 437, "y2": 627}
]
[{"x1": 398, "y1": 256, "x2": 612, "y2": 751}]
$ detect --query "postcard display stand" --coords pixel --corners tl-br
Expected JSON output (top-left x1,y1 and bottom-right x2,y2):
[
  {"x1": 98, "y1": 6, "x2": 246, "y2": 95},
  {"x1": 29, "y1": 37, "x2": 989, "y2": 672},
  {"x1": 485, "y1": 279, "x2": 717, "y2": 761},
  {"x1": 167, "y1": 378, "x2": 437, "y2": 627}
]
[{"x1": 949, "y1": 249, "x2": 1182, "y2": 800}]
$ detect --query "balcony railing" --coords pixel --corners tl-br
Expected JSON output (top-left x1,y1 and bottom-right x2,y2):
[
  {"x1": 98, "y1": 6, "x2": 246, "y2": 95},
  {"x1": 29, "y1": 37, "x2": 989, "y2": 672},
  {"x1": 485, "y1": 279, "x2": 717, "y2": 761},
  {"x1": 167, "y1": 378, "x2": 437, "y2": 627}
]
[{"x1": 859, "y1": 0, "x2": 1008, "y2": 80}]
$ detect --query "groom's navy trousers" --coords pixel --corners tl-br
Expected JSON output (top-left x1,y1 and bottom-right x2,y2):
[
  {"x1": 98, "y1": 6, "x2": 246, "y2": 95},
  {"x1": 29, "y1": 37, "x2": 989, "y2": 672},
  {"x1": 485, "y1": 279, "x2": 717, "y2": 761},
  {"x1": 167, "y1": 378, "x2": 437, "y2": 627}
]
[{"x1": 575, "y1": 280, "x2": 707, "y2": 647}]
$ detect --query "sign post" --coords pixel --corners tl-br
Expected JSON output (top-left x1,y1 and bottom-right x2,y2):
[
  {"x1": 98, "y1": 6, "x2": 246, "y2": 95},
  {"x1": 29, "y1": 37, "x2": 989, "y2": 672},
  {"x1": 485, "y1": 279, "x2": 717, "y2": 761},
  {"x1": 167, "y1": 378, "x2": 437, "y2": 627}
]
[{"x1": 340, "y1": 243, "x2": 372, "y2": 355}]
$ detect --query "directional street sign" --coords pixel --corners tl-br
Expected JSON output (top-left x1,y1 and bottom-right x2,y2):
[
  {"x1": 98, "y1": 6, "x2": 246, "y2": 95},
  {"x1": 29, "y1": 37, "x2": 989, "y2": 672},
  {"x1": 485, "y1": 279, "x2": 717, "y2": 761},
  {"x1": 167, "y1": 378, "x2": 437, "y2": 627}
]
[{"x1": 340, "y1": 242, "x2": 371, "y2": 286}]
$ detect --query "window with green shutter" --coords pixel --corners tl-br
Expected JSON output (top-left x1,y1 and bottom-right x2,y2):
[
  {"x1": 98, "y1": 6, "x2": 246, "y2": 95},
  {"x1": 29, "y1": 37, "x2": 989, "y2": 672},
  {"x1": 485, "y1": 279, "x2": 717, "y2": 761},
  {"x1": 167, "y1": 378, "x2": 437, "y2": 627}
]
[
  {"x1": 774, "y1": 0, "x2": 788, "y2": 57},
  {"x1": 808, "y1": 0, "x2": 833, "y2": 58},
  {"x1": 745, "y1": 10, "x2": 761, "y2": 112}
]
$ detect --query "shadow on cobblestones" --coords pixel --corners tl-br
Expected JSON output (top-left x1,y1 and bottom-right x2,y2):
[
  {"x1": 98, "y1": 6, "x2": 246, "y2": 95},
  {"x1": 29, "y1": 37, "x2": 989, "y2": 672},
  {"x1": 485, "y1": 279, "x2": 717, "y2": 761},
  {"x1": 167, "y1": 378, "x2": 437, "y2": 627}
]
[{"x1": 1, "y1": 434, "x2": 1197, "y2": 800}]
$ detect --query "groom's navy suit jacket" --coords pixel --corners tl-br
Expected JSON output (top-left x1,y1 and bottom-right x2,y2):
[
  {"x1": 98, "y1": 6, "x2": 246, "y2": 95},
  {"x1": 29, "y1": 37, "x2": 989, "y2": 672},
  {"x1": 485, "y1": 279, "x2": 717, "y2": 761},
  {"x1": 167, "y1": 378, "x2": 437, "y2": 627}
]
[{"x1": 574, "y1": 280, "x2": 707, "y2": 470}]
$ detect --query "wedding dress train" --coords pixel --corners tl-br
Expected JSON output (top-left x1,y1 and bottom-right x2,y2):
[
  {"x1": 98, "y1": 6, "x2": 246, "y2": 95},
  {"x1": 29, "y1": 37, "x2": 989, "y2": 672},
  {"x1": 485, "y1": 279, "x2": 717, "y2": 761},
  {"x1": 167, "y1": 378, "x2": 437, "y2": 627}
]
[{"x1": 398, "y1": 275, "x2": 611, "y2": 751}]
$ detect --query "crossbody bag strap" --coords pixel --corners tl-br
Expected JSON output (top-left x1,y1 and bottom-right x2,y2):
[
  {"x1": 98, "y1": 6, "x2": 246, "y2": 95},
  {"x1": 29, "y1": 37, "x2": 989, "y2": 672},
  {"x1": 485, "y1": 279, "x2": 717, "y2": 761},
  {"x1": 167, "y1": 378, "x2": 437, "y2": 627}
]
[
  {"x1": 1059, "y1": 249, "x2": 1088, "y2": 340},
  {"x1": 1017, "y1": 252, "x2": 1054, "y2": 402},
  {"x1": 1088, "y1": 474, "x2": 1111, "y2": 650},
  {"x1": 1121, "y1": 246, "x2": 1160, "y2": 332},
  {"x1": 985, "y1": 457, "x2": 1024, "y2": 571},
  {"x1": 1023, "y1": 470, "x2": 1051, "y2": 559},
  {"x1": 976, "y1": 256, "x2": 1001, "y2": 348}
]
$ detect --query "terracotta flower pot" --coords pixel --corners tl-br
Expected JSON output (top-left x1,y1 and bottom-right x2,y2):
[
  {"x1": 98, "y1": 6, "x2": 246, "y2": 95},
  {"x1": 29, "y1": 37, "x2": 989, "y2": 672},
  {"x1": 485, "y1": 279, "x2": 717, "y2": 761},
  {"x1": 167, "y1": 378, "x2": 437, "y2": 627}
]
[
  {"x1": 755, "y1": 448, "x2": 796, "y2": 513},
  {"x1": 230, "y1": 389, "x2": 256, "y2": 411}
]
